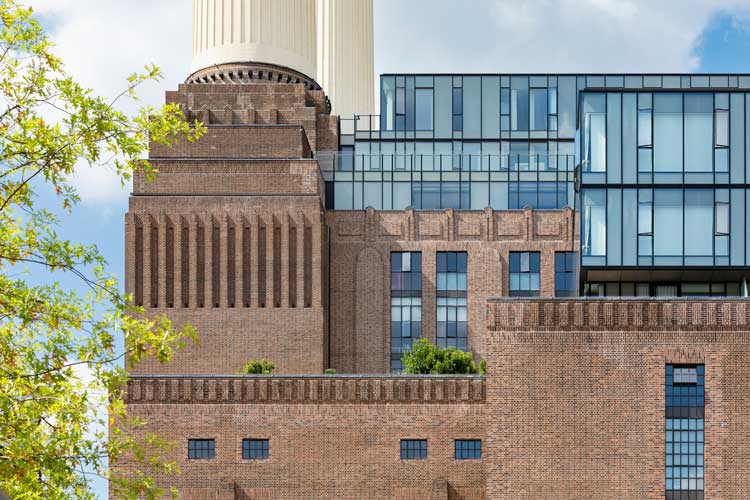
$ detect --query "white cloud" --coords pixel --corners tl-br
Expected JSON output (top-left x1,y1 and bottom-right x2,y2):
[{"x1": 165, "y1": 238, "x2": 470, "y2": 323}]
[
  {"x1": 374, "y1": 0, "x2": 750, "y2": 75},
  {"x1": 29, "y1": 0, "x2": 192, "y2": 204}
]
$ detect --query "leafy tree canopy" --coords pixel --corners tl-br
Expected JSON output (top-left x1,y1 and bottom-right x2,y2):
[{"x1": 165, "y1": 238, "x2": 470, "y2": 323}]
[
  {"x1": 0, "y1": 2, "x2": 205, "y2": 499},
  {"x1": 401, "y1": 339, "x2": 486, "y2": 375}
]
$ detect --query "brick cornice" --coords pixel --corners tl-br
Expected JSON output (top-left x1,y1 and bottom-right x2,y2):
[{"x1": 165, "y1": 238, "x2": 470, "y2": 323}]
[
  {"x1": 124, "y1": 376, "x2": 486, "y2": 405},
  {"x1": 487, "y1": 298, "x2": 750, "y2": 333}
]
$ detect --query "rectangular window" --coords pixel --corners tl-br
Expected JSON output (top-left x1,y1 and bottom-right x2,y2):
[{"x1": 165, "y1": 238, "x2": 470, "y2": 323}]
[
  {"x1": 684, "y1": 94, "x2": 713, "y2": 172},
  {"x1": 391, "y1": 252, "x2": 422, "y2": 372},
  {"x1": 453, "y1": 87, "x2": 463, "y2": 132},
  {"x1": 242, "y1": 439, "x2": 269, "y2": 460},
  {"x1": 400, "y1": 439, "x2": 427, "y2": 460},
  {"x1": 530, "y1": 88, "x2": 548, "y2": 131},
  {"x1": 509, "y1": 252, "x2": 540, "y2": 297},
  {"x1": 188, "y1": 439, "x2": 215, "y2": 459},
  {"x1": 582, "y1": 189, "x2": 607, "y2": 257},
  {"x1": 583, "y1": 93, "x2": 606, "y2": 172},
  {"x1": 455, "y1": 439, "x2": 482, "y2": 460},
  {"x1": 437, "y1": 252, "x2": 468, "y2": 350},
  {"x1": 510, "y1": 77, "x2": 529, "y2": 131},
  {"x1": 654, "y1": 93, "x2": 683, "y2": 172},
  {"x1": 654, "y1": 190, "x2": 683, "y2": 257},
  {"x1": 415, "y1": 88, "x2": 434, "y2": 131},
  {"x1": 554, "y1": 252, "x2": 577, "y2": 297},
  {"x1": 665, "y1": 365, "x2": 705, "y2": 498},
  {"x1": 548, "y1": 87, "x2": 558, "y2": 131}
]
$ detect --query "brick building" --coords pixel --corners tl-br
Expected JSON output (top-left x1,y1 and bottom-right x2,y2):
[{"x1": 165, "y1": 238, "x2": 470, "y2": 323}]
[{"x1": 116, "y1": 1, "x2": 750, "y2": 498}]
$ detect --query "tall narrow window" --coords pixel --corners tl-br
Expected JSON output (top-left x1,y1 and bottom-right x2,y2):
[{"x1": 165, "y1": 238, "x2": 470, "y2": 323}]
[
  {"x1": 509, "y1": 252, "x2": 540, "y2": 297},
  {"x1": 638, "y1": 189, "x2": 653, "y2": 256},
  {"x1": 391, "y1": 252, "x2": 422, "y2": 372},
  {"x1": 452, "y1": 85, "x2": 463, "y2": 132},
  {"x1": 666, "y1": 365, "x2": 704, "y2": 499},
  {"x1": 582, "y1": 189, "x2": 607, "y2": 257},
  {"x1": 583, "y1": 93, "x2": 606, "y2": 172},
  {"x1": 548, "y1": 87, "x2": 558, "y2": 131},
  {"x1": 714, "y1": 189, "x2": 729, "y2": 257},
  {"x1": 638, "y1": 93, "x2": 653, "y2": 172},
  {"x1": 530, "y1": 88, "x2": 548, "y2": 131},
  {"x1": 554, "y1": 252, "x2": 577, "y2": 297},
  {"x1": 510, "y1": 77, "x2": 529, "y2": 131},
  {"x1": 500, "y1": 87, "x2": 510, "y2": 131},
  {"x1": 654, "y1": 94, "x2": 683, "y2": 172},
  {"x1": 415, "y1": 88, "x2": 434, "y2": 131},
  {"x1": 437, "y1": 252, "x2": 468, "y2": 350},
  {"x1": 714, "y1": 93, "x2": 729, "y2": 172}
]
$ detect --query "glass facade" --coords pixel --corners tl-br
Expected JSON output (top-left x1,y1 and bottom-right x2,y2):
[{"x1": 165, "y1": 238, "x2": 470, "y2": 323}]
[
  {"x1": 580, "y1": 90, "x2": 750, "y2": 268},
  {"x1": 436, "y1": 252, "x2": 468, "y2": 350},
  {"x1": 555, "y1": 252, "x2": 577, "y2": 297},
  {"x1": 666, "y1": 365, "x2": 705, "y2": 499},
  {"x1": 391, "y1": 252, "x2": 422, "y2": 372}
]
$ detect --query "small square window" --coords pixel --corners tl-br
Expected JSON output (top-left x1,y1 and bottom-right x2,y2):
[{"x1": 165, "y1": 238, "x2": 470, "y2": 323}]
[
  {"x1": 400, "y1": 439, "x2": 427, "y2": 460},
  {"x1": 188, "y1": 439, "x2": 215, "y2": 459},
  {"x1": 242, "y1": 439, "x2": 269, "y2": 460}
]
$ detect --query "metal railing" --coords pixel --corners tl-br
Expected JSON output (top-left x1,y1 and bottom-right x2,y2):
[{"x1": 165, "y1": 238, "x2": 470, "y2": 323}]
[{"x1": 315, "y1": 153, "x2": 577, "y2": 173}]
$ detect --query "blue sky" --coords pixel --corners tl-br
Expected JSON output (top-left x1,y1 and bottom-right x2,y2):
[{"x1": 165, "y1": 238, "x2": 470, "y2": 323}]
[{"x1": 23, "y1": 0, "x2": 750, "y2": 497}]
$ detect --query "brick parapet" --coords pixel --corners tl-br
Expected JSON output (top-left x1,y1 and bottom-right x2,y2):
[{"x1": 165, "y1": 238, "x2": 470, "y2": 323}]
[
  {"x1": 124, "y1": 375, "x2": 486, "y2": 405},
  {"x1": 486, "y1": 298, "x2": 750, "y2": 333}
]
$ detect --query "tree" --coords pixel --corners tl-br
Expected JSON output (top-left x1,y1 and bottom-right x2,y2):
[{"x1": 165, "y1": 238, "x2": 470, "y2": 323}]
[
  {"x1": 0, "y1": 2, "x2": 205, "y2": 499},
  {"x1": 239, "y1": 360, "x2": 277, "y2": 375},
  {"x1": 401, "y1": 339, "x2": 484, "y2": 375}
]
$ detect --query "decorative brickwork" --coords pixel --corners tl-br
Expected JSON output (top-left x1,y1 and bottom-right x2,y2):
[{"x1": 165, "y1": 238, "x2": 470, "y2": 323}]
[{"x1": 485, "y1": 298, "x2": 750, "y2": 500}]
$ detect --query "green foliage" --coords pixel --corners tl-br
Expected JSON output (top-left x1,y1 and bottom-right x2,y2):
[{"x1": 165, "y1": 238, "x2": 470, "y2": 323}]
[
  {"x1": 323, "y1": 368, "x2": 336, "y2": 375},
  {"x1": 239, "y1": 360, "x2": 277, "y2": 375},
  {"x1": 401, "y1": 338, "x2": 484, "y2": 375},
  {"x1": 0, "y1": 2, "x2": 206, "y2": 499},
  {"x1": 479, "y1": 359, "x2": 487, "y2": 375}
]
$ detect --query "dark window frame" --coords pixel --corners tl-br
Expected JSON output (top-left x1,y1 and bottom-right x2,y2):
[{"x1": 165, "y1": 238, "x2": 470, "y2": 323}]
[
  {"x1": 188, "y1": 439, "x2": 215, "y2": 460},
  {"x1": 400, "y1": 439, "x2": 428, "y2": 460}
]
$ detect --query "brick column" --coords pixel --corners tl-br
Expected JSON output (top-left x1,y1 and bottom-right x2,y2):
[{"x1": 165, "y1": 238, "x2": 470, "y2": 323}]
[
  {"x1": 174, "y1": 215, "x2": 183, "y2": 308},
  {"x1": 142, "y1": 214, "x2": 152, "y2": 309},
  {"x1": 204, "y1": 214, "x2": 213, "y2": 308},
  {"x1": 234, "y1": 215, "x2": 244, "y2": 308},
  {"x1": 188, "y1": 214, "x2": 199, "y2": 308},
  {"x1": 280, "y1": 214, "x2": 290, "y2": 308},
  {"x1": 312, "y1": 217, "x2": 323, "y2": 308},
  {"x1": 249, "y1": 214, "x2": 259, "y2": 308},
  {"x1": 157, "y1": 212, "x2": 168, "y2": 308},
  {"x1": 220, "y1": 215, "x2": 230, "y2": 308},
  {"x1": 265, "y1": 214, "x2": 275, "y2": 308},
  {"x1": 296, "y1": 213, "x2": 305, "y2": 308}
]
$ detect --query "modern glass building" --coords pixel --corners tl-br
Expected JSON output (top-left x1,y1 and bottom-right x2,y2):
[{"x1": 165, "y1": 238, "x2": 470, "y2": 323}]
[{"x1": 317, "y1": 73, "x2": 750, "y2": 297}]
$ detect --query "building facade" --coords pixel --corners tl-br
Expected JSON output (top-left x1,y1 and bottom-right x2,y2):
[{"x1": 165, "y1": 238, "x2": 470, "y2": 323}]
[{"x1": 115, "y1": 2, "x2": 750, "y2": 499}]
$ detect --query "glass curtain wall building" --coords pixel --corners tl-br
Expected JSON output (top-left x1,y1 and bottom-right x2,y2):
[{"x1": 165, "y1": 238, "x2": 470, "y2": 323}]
[{"x1": 318, "y1": 73, "x2": 750, "y2": 297}]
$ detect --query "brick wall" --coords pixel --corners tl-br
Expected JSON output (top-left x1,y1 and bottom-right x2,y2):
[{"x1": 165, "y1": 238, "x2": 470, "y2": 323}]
[
  {"x1": 484, "y1": 298, "x2": 750, "y2": 500},
  {"x1": 328, "y1": 207, "x2": 578, "y2": 373},
  {"x1": 117, "y1": 376, "x2": 486, "y2": 500}
]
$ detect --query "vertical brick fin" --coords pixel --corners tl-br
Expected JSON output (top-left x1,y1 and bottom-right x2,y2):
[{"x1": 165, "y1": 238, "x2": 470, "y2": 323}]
[
  {"x1": 166, "y1": 219, "x2": 175, "y2": 308},
  {"x1": 188, "y1": 215, "x2": 198, "y2": 308},
  {"x1": 220, "y1": 215, "x2": 231, "y2": 308},
  {"x1": 289, "y1": 224, "x2": 297, "y2": 308},
  {"x1": 158, "y1": 213, "x2": 168, "y2": 309},
  {"x1": 174, "y1": 216, "x2": 184, "y2": 309},
  {"x1": 280, "y1": 216, "x2": 290, "y2": 308},
  {"x1": 312, "y1": 220, "x2": 323, "y2": 308},
  {"x1": 257, "y1": 224, "x2": 267, "y2": 308},
  {"x1": 274, "y1": 222, "x2": 282, "y2": 308},
  {"x1": 212, "y1": 222, "x2": 221, "y2": 308},
  {"x1": 248, "y1": 216, "x2": 258, "y2": 308},
  {"x1": 355, "y1": 248, "x2": 384, "y2": 373},
  {"x1": 134, "y1": 219, "x2": 144, "y2": 307},
  {"x1": 304, "y1": 225, "x2": 312, "y2": 308},
  {"x1": 266, "y1": 216, "x2": 277, "y2": 308},
  {"x1": 241, "y1": 223, "x2": 250, "y2": 308},
  {"x1": 295, "y1": 215, "x2": 305, "y2": 310},
  {"x1": 150, "y1": 219, "x2": 159, "y2": 308},
  {"x1": 234, "y1": 215, "x2": 244, "y2": 309}
]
